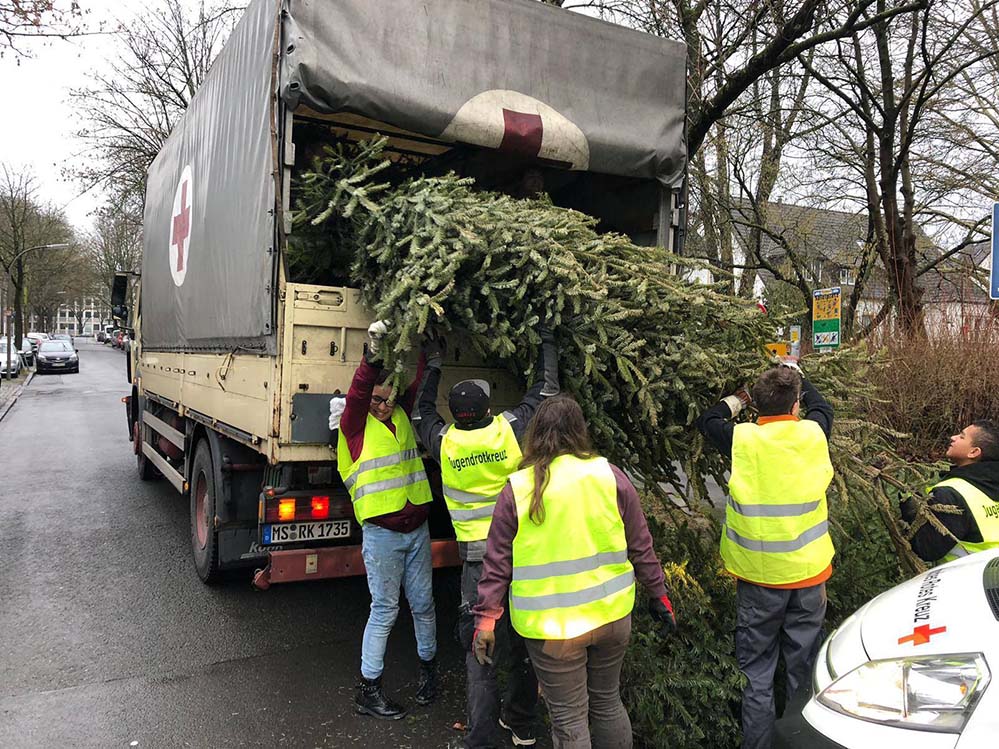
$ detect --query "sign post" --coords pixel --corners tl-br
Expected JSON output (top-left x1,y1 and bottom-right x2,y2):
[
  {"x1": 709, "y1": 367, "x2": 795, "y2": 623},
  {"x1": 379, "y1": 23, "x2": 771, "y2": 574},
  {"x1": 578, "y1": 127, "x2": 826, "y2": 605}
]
[
  {"x1": 991, "y1": 203, "x2": 999, "y2": 300},
  {"x1": 812, "y1": 287, "x2": 842, "y2": 351}
]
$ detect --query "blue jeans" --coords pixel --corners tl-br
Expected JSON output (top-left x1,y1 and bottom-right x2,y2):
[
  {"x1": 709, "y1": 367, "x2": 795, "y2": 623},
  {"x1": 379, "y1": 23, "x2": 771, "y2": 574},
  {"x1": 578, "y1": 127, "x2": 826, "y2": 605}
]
[{"x1": 360, "y1": 521, "x2": 437, "y2": 679}]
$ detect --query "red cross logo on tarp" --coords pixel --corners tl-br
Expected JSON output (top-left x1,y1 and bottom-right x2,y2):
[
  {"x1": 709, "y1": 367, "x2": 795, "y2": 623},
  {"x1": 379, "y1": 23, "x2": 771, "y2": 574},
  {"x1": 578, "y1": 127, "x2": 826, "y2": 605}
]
[
  {"x1": 500, "y1": 109, "x2": 544, "y2": 158},
  {"x1": 898, "y1": 624, "x2": 947, "y2": 646},
  {"x1": 172, "y1": 181, "x2": 191, "y2": 273},
  {"x1": 169, "y1": 165, "x2": 193, "y2": 286}
]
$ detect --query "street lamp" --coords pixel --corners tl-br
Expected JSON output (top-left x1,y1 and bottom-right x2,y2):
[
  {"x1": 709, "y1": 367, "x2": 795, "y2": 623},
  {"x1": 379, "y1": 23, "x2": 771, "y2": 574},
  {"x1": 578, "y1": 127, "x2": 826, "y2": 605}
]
[{"x1": 2, "y1": 243, "x2": 70, "y2": 390}]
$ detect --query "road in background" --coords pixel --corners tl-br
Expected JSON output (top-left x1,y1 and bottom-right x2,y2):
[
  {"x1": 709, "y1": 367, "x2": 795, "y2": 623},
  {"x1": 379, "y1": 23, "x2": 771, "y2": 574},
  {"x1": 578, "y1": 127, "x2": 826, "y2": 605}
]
[{"x1": 0, "y1": 339, "x2": 493, "y2": 749}]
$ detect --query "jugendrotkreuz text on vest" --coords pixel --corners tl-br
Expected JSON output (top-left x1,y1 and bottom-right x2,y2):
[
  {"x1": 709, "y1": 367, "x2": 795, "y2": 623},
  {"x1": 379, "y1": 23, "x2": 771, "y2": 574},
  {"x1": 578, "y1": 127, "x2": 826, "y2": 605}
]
[{"x1": 447, "y1": 450, "x2": 509, "y2": 472}]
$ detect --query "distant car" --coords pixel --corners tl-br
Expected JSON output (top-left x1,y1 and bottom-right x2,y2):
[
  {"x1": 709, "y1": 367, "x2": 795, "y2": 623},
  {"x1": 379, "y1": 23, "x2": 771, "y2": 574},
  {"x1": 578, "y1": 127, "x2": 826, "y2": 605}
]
[
  {"x1": 0, "y1": 338, "x2": 23, "y2": 378},
  {"x1": 51, "y1": 333, "x2": 74, "y2": 345},
  {"x1": 35, "y1": 340, "x2": 79, "y2": 374},
  {"x1": 25, "y1": 332, "x2": 50, "y2": 352},
  {"x1": 18, "y1": 339, "x2": 34, "y2": 367},
  {"x1": 96, "y1": 331, "x2": 106, "y2": 342},
  {"x1": 777, "y1": 548, "x2": 999, "y2": 749}
]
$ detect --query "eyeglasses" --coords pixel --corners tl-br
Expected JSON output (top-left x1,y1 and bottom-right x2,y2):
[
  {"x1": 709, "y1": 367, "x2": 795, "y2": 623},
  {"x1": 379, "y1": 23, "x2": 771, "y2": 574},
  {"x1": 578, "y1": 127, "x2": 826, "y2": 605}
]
[{"x1": 371, "y1": 395, "x2": 394, "y2": 406}]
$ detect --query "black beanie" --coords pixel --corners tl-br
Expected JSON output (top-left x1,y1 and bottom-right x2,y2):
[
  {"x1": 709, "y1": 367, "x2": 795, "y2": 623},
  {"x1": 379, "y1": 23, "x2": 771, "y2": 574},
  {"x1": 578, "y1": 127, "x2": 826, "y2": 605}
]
[{"x1": 449, "y1": 379, "x2": 491, "y2": 425}]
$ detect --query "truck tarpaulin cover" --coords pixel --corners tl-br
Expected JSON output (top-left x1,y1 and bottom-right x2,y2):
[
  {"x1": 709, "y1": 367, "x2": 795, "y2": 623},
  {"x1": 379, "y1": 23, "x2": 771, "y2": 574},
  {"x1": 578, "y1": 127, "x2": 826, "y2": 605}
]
[
  {"x1": 141, "y1": 0, "x2": 277, "y2": 353},
  {"x1": 281, "y1": 0, "x2": 687, "y2": 188}
]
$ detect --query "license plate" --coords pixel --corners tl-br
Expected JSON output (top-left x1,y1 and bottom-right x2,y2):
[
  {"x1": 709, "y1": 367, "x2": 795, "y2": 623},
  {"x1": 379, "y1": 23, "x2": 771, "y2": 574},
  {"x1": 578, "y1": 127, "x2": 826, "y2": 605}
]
[
  {"x1": 262, "y1": 519, "x2": 351, "y2": 544},
  {"x1": 52, "y1": 361, "x2": 65, "y2": 367}
]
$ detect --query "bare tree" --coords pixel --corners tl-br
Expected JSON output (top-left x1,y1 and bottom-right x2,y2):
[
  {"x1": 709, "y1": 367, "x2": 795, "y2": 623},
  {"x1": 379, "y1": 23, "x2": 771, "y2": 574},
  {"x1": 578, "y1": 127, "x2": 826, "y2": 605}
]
[
  {"x1": 803, "y1": 0, "x2": 999, "y2": 335},
  {"x1": 70, "y1": 0, "x2": 238, "y2": 210},
  {"x1": 83, "y1": 202, "x2": 142, "y2": 304},
  {"x1": 0, "y1": 0, "x2": 88, "y2": 58},
  {"x1": 0, "y1": 164, "x2": 72, "y2": 344}
]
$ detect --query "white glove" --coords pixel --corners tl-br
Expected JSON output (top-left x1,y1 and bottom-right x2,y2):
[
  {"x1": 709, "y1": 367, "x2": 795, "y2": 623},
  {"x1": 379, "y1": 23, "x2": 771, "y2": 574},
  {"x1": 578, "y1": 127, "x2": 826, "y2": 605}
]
[
  {"x1": 329, "y1": 395, "x2": 347, "y2": 431},
  {"x1": 366, "y1": 320, "x2": 389, "y2": 358},
  {"x1": 778, "y1": 356, "x2": 803, "y2": 376},
  {"x1": 722, "y1": 387, "x2": 752, "y2": 418}
]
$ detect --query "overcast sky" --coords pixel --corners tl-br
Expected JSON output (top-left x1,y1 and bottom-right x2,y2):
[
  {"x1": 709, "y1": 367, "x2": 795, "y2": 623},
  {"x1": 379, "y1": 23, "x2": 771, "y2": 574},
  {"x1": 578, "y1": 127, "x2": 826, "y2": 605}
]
[{"x1": 0, "y1": 1, "x2": 148, "y2": 234}]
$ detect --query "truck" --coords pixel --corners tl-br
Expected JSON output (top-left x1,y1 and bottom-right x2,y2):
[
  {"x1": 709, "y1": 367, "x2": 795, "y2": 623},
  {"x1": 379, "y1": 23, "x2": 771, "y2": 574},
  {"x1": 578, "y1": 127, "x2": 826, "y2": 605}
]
[{"x1": 118, "y1": 0, "x2": 687, "y2": 587}]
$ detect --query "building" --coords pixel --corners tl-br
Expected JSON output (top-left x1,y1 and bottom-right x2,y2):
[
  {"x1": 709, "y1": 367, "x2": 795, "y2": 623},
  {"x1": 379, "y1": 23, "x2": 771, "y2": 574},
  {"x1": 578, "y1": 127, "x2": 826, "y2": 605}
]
[
  {"x1": 28, "y1": 296, "x2": 111, "y2": 336},
  {"x1": 730, "y1": 201, "x2": 995, "y2": 338}
]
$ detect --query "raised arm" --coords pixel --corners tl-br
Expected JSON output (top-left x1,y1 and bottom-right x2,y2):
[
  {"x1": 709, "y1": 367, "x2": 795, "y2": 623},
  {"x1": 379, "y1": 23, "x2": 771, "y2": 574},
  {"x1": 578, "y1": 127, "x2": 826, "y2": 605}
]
[
  {"x1": 506, "y1": 328, "x2": 560, "y2": 440},
  {"x1": 411, "y1": 338, "x2": 447, "y2": 459}
]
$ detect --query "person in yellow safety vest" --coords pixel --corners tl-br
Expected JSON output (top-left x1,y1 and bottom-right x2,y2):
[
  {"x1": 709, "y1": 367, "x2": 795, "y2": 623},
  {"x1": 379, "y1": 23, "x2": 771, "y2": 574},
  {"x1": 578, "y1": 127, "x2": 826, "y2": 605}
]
[
  {"x1": 411, "y1": 326, "x2": 559, "y2": 748},
  {"x1": 900, "y1": 420, "x2": 999, "y2": 563},
  {"x1": 472, "y1": 396, "x2": 676, "y2": 749},
  {"x1": 697, "y1": 359, "x2": 834, "y2": 749},
  {"x1": 335, "y1": 321, "x2": 436, "y2": 721}
]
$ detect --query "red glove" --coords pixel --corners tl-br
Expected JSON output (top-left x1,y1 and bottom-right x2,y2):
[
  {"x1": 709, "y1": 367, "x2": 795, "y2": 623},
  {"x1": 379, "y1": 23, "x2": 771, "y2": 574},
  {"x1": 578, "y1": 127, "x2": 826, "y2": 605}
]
[{"x1": 648, "y1": 594, "x2": 677, "y2": 635}]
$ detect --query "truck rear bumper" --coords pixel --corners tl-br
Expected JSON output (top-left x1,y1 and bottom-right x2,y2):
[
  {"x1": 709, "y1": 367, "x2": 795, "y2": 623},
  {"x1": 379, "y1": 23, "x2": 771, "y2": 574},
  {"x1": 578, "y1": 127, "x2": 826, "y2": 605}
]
[{"x1": 252, "y1": 539, "x2": 460, "y2": 589}]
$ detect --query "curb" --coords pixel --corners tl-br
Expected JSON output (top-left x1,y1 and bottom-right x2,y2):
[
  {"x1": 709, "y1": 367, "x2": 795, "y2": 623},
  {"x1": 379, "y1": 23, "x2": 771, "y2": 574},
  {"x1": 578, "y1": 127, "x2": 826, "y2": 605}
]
[{"x1": 0, "y1": 370, "x2": 34, "y2": 423}]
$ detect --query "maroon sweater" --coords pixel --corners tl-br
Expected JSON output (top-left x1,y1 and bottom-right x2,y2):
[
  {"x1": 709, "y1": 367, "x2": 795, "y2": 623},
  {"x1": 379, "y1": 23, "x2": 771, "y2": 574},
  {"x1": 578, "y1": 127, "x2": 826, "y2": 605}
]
[
  {"x1": 341, "y1": 356, "x2": 428, "y2": 533},
  {"x1": 473, "y1": 463, "x2": 668, "y2": 632}
]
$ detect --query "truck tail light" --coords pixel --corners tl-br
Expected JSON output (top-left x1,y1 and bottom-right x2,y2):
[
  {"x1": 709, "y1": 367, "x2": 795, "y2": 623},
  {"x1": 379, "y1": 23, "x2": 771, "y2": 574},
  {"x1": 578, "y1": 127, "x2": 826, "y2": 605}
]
[
  {"x1": 263, "y1": 493, "x2": 351, "y2": 524},
  {"x1": 311, "y1": 496, "x2": 330, "y2": 519}
]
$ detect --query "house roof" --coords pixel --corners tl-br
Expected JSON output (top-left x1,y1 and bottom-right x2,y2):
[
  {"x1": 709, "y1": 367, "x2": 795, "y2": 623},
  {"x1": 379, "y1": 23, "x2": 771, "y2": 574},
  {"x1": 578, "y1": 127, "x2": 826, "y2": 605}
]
[{"x1": 735, "y1": 201, "x2": 989, "y2": 306}]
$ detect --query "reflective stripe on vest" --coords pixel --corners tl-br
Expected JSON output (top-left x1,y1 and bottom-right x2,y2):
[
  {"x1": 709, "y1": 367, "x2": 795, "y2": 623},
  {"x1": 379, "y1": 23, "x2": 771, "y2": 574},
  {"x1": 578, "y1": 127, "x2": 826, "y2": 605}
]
[
  {"x1": 935, "y1": 477, "x2": 999, "y2": 563},
  {"x1": 439, "y1": 413, "x2": 522, "y2": 543},
  {"x1": 721, "y1": 419, "x2": 835, "y2": 585},
  {"x1": 336, "y1": 406, "x2": 432, "y2": 525},
  {"x1": 509, "y1": 455, "x2": 635, "y2": 640}
]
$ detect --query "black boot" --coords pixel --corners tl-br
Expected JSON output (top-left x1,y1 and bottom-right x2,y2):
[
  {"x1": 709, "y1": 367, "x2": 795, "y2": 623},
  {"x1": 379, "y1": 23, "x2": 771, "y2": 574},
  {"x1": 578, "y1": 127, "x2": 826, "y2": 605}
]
[
  {"x1": 415, "y1": 657, "x2": 437, "y2": 706},
  {"x1": 355, "y1": 675, "x2": 407, "y2": 720}
]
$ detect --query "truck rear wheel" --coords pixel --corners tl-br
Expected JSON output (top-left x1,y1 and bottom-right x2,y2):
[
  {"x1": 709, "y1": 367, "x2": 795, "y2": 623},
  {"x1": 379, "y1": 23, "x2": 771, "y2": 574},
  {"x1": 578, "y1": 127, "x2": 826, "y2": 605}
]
[{"x1": 190, "y1": 440, "x2": 221, "y2": 583}]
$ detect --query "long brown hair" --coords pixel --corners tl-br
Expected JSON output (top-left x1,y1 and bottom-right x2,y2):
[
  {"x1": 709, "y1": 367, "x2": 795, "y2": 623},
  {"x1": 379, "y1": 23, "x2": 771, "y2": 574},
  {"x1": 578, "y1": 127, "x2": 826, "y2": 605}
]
[{"x1": 519, "y1": 395, "x2": 596, "y2": 525}]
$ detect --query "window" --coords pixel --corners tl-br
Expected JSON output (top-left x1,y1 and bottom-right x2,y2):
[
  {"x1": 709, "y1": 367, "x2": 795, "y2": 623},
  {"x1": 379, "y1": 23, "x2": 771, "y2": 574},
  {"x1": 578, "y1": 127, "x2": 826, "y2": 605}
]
[
  {"x1": 839, "y1": 268, "x2": 855, "y2": 286},
  {"x1": 810, "y1": 259, "x2": 823, "y2": 283}
]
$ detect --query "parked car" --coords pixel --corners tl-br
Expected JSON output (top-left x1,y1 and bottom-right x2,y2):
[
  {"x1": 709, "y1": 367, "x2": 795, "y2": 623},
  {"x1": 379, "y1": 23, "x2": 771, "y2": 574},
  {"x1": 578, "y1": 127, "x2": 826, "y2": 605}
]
[
  {"x1": 0, "y1": 338, "x2": 23, "y2": 378},
  {"x1": 35, "y1": 340, "x2": 79, "y2": 374},
  {"x1": 25, "y1": 332, "x2": 50, "y2": 353},
  {"x1": 777, "y1": 548, "x2": 999, "y2": 749},
  {"x1": 18, "y1": 338, "x2": 34, "y2": 367},
  {"x1": 51, "y1": 333, "x2": 74, "y2": 345}
]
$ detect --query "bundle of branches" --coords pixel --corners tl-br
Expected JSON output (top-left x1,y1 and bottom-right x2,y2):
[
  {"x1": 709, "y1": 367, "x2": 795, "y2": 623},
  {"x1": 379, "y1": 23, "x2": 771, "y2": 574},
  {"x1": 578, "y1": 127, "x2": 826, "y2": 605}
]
[{"x1": 292, "y1": 137, "x2": 774, "y2": 489}]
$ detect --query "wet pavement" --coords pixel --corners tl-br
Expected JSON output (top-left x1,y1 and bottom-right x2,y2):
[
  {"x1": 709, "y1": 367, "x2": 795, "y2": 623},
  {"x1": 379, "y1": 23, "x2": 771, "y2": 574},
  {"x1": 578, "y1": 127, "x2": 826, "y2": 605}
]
[{"x1": 0, "y1": 340, "x2": 519, "y2": 748}]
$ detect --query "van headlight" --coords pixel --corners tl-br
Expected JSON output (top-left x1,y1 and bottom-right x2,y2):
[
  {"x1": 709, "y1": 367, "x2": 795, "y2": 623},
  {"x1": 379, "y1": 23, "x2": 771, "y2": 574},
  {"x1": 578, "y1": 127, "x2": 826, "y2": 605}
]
[{"x1": 817, "y1": 653, "x2": 989, "y2": 732}]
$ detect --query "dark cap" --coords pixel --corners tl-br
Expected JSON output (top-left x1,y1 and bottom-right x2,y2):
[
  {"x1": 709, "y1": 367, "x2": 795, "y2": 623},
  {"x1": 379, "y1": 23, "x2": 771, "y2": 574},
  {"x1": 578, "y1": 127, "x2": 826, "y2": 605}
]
[{"x1": 448, "y1": 379, "x2": 491, "y2": 425}]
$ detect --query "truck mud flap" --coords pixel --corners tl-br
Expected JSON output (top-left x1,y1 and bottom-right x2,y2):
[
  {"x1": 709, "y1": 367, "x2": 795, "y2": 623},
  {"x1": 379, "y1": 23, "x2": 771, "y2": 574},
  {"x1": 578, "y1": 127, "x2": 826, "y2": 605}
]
[{"x1": 219, "y1": 527, "x2": 270, "y2": 567}]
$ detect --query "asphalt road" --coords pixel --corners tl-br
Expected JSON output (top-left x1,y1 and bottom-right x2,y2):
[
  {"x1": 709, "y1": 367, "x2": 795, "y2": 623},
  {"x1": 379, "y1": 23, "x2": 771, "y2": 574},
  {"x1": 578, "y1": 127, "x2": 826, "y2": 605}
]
[{"x1": 0, "y1": 340, "x2": 494, "y2": 749}]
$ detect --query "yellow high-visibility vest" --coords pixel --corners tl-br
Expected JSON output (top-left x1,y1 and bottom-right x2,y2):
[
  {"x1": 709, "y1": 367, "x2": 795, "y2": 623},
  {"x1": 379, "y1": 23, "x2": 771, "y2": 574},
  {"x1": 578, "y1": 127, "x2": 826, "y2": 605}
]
[
  {"x1": 508, "y1": 454, "x2": 635, "y2": 640},
  {"x1": 721, "y1": 419, "x2": 835, "y2": 585},
  {"x1": 439, "y1": 413, "x2": 522, "y2": 552},
  {"x1": 934, "y1": 477, "x2": 999, "y2": 562},
  {"x1": 337, "y1": 407, "x2": 432, "y2": 525}
]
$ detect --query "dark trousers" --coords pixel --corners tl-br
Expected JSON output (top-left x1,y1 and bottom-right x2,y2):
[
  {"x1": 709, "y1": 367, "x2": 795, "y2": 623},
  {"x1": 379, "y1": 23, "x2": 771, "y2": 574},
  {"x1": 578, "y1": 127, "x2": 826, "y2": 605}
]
[
  {"x1": 735, "y1": 580, "x2": 826, "y2": 749},
  {"x1": 460, "y1": 561, "x2": 538, "y2": 748},
  {"x1": 524, "y1": 615, "x2": 633, "y2": 749}
]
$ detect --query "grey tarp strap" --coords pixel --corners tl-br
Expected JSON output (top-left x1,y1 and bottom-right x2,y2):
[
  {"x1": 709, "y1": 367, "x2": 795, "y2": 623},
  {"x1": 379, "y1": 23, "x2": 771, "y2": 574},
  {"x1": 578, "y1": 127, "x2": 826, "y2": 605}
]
[
  {"x1": 344, "y1": 447, "x2": 421, "y2": 490},
  {"x1": 727, "y1": 498, "x2": 822, "y2": 518},
  {"x1": 725, "y1": 520, "x2": 829, "y2": 553},
  {"x1": 512, "y1": 550, "x2": 630, "y2": 582},
  {"x1": 511, "y1": 569, "x2": 635, "y2": 611}
]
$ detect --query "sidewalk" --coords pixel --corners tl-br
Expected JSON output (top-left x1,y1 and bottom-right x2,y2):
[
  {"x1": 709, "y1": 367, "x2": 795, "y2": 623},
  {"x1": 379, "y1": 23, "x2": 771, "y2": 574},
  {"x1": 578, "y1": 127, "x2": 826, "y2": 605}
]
[{"x1": 0, "y1": 369, "x2": 32, "y2": 421}]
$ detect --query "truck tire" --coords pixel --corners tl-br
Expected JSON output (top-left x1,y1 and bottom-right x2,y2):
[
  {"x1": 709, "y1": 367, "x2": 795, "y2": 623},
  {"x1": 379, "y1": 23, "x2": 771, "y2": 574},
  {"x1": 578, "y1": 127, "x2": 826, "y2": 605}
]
[{"x1": 190, "y1": 440, "x2": 221, "y2": 583}]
